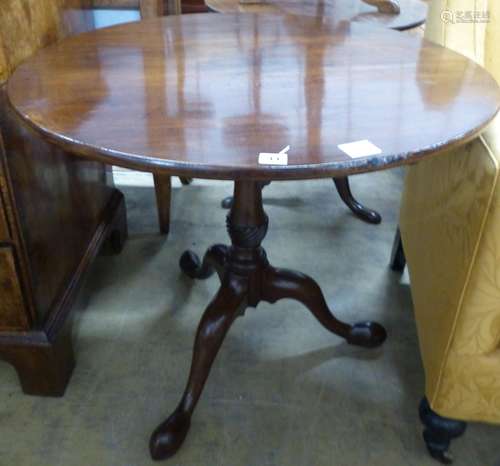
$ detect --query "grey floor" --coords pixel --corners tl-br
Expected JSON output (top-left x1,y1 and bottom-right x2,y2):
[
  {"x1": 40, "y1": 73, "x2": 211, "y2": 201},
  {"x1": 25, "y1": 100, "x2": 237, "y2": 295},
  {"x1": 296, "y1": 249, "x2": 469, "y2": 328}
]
[{"x1": 1, "y1": 171, "x2": 499, "y2": 466}]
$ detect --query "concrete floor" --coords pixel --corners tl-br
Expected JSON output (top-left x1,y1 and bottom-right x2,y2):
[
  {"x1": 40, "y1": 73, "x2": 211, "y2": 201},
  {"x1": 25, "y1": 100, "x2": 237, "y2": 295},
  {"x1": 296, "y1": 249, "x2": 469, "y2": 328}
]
[{"x1": 1, "y1": 171, "x2": 499, "y2": 466}]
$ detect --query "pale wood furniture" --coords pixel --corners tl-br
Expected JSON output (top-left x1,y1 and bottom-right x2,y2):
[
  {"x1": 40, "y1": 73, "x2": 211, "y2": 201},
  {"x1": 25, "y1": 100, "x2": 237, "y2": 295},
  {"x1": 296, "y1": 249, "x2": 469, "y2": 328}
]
[
  {"x1": 0, "y1": 0, "x2": 127, "y2": 396},
  {"x1": 8, "y1": 13, "x2": 499, "y2": 460}
]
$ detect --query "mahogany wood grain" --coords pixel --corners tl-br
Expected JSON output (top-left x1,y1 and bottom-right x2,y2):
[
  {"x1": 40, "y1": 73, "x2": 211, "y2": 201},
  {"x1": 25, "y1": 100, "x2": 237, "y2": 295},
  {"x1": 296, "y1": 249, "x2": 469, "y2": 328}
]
[
  {"x1": 0, "y1": 245, "x2": 29, "y2": 330},
  {"x1": 8, "y1": 14, "x2": 500, "y2": 181},
  {"x1": 207, "y1": 0, "x2": 426, "y2": 31}
]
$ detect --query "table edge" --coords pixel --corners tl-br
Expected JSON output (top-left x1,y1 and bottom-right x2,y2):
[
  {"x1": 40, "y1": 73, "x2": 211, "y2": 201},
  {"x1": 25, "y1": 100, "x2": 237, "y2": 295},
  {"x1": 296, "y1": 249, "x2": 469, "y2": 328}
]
[{"x1": 6, "y1": 90, "x2": 499, "y2": 181}]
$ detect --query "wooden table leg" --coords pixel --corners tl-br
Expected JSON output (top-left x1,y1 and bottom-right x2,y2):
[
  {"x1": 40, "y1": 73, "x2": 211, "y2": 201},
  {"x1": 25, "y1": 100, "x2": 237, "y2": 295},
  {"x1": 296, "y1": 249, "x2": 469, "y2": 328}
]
[
  {"x1": 222, "y1": 178, "x2": 382, "y2": 226},
  {"x1": 333, "y1": 177, "x2": 382, "y2": 224},
  {"x1": 150, "y1": 180, "x2": 387, "y2": 460},
  {"x1": 153, "y1": 174, "x2": 171, "y2": 235}
]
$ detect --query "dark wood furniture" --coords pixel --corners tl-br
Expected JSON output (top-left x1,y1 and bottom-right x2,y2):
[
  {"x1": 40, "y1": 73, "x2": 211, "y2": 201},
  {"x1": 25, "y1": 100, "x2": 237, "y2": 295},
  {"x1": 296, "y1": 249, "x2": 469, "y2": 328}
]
[
  {"x1": 7, "y1": 13, "x2": 499, "y2": 460},
  {"x1": 0, "y1": 0, "x2": 127, "y2": 396}
]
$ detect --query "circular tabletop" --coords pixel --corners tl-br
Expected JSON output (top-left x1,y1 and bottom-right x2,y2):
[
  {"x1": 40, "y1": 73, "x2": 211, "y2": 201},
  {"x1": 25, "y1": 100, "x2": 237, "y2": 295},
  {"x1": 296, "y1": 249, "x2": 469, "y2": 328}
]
[
  {"x1": 7, "y1": 14, "x2": 500, "y2": 181},
  {"x1": 205, "y1": 0, "x2": 428, "y2": 31}
]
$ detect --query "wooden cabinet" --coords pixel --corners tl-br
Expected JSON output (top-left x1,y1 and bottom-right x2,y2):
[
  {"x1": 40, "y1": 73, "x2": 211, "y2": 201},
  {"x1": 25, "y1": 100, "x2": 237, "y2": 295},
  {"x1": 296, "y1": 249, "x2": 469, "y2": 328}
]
[
  {"x1": 0, "y1": 0, "x2": 127, "y2": 396},
  {"x1": 0, "y1": 96, "x2": 127, "y2": 395},
  {"x1": 0, "y1": 92, "x2": 128, "y2": 395}
]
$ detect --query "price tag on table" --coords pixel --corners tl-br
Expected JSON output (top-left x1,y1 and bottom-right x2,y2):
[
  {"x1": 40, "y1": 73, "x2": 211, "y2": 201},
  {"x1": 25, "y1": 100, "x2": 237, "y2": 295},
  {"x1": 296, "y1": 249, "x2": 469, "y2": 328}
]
[{"x1": 338, "y1": 140, "x2": 382, "y2": 158}]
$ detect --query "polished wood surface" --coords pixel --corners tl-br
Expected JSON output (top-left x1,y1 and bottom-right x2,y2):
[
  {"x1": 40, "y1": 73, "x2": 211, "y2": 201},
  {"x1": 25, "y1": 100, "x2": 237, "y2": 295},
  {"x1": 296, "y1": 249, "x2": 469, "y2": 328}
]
[
  {"x1": 206, "y1": 0, "x2": 426, "y2": 31},
  {"x1": 210, "y1": 0, "x2": 414, "y2": 224},
  {"x1": 8, "y1": 14, "x2": 499, "y2": 181}
]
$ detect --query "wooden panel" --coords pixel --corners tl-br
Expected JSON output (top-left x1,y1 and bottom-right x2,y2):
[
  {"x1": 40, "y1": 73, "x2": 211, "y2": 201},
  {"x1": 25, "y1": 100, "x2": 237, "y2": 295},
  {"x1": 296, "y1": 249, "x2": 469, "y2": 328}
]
[
  {"x1": 0, "y1": 189, "x2": 9, "y2": 240},
  {"x1": 0, "y1": 137, "x2": 10, "y2": 240},
  {"x1": 0, "y1": 245, "x2": 29, "y2": 331},
  {"x1": 0, "y1": 89, "x2": 115, "y2": 323},
  {"x1": 0, "y1": 136, "x2": 8, "y2": 240},
  {"x1": 0, "y1": 0, "x2": 95, "y2": 84}
]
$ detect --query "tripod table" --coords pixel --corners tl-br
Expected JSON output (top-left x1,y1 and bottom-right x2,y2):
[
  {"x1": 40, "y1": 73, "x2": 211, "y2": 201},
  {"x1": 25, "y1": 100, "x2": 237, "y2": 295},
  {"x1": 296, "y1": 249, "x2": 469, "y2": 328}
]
[{"x1": 7, "y1": 13, "x2": 500, "y2": 461}]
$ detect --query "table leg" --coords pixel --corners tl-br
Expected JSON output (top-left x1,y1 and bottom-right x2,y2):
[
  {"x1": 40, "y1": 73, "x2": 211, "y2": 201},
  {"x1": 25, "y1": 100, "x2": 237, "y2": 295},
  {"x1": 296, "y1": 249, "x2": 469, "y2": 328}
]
[
  {"x1": 333, "y1": 177, "x2": 381, "y2": 224},
  {"x1": 220, "y1": 180, "x2": 270, "y2": 209},
  {"x1": 150, "y1": 283, "x2": 246, "y2": 460},
  {"x1": 221, "y1": 178, "x2": 382, "y2": 225},
  {"x1": 261, "y1": 267, "x2": 386, "y2": 347},
  {"x1": 150, "y1": 180, "x2": 387, "y2": 461}
]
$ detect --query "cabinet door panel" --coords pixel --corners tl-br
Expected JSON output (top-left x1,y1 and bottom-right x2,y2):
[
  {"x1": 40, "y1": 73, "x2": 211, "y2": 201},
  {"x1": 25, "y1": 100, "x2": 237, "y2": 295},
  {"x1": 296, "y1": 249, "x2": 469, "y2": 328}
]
[
  {"x1": 0, "y1": 245, "x2": 29, "y2": 331},
  {"x1": 0, "y1": 193, "x2": 8, "y2": 239}
]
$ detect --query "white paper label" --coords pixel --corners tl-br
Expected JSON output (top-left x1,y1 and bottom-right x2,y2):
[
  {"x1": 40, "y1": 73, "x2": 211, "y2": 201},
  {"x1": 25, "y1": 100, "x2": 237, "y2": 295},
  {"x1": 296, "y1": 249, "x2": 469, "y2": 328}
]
[
  {"x1": 258, "y1": 145, "x2": 290, "y2": 165},
  {"x1": 338, "y1": 140, "x2": 382, "y2": 159}
]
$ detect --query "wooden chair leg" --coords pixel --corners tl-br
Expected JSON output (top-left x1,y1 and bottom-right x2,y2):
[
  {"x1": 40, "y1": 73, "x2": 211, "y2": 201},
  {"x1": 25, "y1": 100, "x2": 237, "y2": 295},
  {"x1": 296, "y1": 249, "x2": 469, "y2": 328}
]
[{"x1": 153, "y1": 174, "x2": 171, "y2": 235}]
